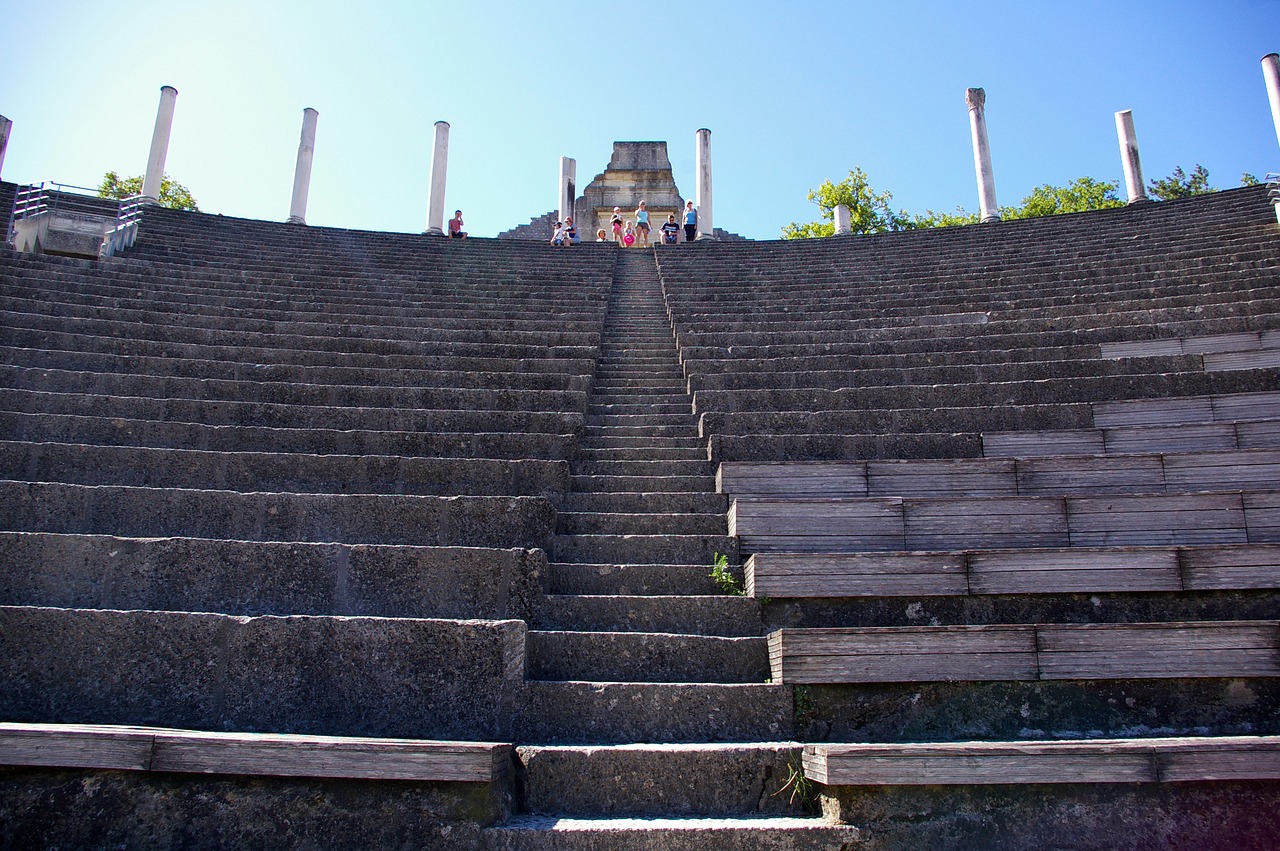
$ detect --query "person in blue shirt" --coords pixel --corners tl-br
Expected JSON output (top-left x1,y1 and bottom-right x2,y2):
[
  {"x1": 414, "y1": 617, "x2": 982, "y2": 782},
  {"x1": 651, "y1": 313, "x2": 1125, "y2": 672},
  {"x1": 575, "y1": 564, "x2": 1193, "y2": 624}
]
[
  {"x1": 683, "y1": 200, "x2": 697, "y2": 243},
  {"x1": 634, "y1": 201, "x2": 651, "y2": 247}
]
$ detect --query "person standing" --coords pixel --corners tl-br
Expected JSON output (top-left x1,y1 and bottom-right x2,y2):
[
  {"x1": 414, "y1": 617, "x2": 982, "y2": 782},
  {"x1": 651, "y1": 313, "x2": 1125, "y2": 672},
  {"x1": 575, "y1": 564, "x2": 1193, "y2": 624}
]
[
  {"x1": 683, "y1": 200, "x2": 697, "y2": 243},
  {"x1": 634, "y1": 201, "x2": 651, "y2": 247}
]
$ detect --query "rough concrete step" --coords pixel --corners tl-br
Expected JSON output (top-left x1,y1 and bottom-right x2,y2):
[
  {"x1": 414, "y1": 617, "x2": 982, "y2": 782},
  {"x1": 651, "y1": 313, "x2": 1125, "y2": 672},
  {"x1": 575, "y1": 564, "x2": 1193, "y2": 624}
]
[
  {"x1": 568, "y1": 475, "x2": 715, "y2": 493},
  {"x1": 512, "y1": 743, "x2": 807, "y2": 817},
  {"x1": 483, "y1": 816, "x2": 860, "y2": 850},
  {"x1": 575, "y1": 447, "x2": 707, "y2": 462},
  {"x1": 551, "y1": 534, "x2": 737, "y2": 567},
  {"x1": 537, "y1": 595, "x2": 760, "y2": 636},
  {"x1": 517, "y1": 682, "x2": 791, "y2": 743},
  {"x1": 587, "y1": 403, "x2": 692, "y2": 417},
  {"x1": 527, "y1": 631, "x2": 767, "y2": 683},
  {"x1": 572, "y1": 459, "x2": 712, "y2": 477},
  {"x1": 581, "y1": 424, "x2": 699, "y2": 439},
  {"x1": 0, "y1": 480, "x2": 554, "y2": 548},
  {"x1": 555, "y1": 512, "x2": 725, "y2": 536},
  {"x1": 546, "y1": 563, "x2": 722, "y2": 596},
  {"x1": 578, "y1": 436, "x2": 706, "y2": 452},
  {"x1": 558, "y1": 492, "x2": 725, "y2": 514},
  {"x1": 0, "y1": 440, "x2": 568, "y2": 498},
  {"x1": 0, "y1": 410, "x2": 574, "y2": 460},
  {"x1": 0, "y1": 387, "x2": 583, "y2": 435},
  {"x1": 0, "y1": 531, "x2": 543, "y2": 621}
]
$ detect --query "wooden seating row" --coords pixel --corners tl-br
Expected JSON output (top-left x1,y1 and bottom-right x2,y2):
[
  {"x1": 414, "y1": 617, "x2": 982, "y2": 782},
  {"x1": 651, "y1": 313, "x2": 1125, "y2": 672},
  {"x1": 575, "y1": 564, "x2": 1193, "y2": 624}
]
[{"x1": 768, "y1": 620, "x2": 1280, "y2": 684}]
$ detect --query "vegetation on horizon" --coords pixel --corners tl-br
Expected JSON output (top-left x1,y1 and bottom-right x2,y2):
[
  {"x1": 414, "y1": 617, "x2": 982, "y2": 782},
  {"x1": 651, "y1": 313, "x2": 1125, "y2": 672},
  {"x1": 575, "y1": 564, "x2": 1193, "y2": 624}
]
[
  {"x1": 783, "y1": 165, "x2": 1261, "y2": 239},
  {"x1": 98, "y1": 171, "x2": 199, "y2": 211}
]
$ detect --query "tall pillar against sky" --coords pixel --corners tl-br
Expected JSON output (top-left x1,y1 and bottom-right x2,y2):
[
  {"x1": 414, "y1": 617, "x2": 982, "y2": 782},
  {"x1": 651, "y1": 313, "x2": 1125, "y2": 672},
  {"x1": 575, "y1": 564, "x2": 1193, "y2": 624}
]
[
  {"x1": 425, "y1": 120, "x2": 450, "y2": 235},
  {"x1": 142, "y1": 85, "x2": 179, "y2": 204},
  {"x1": 1114, "y1": 109, "x2": 1148, "y2": 204},
  {"x1": 833, "y1": 204, "x2": 852, "y2": 235},
  {"x1": 0, "y1": 115, "x2": 11, "y2": 181},
  {"x1": 287, "y1": 108, "x2": 319, "y2": 224},
  {"x1": 965, "y1": 88, "x2": 1000, "y2": 223},
  {"x1": 559, "y1": 156, "x2": 576, "y2": 224},
  {"x1": 695, "y1": 128, "x2": 714, "y2": 240},
  {"x1": 1263, "y1": 54, "x2": 1280, "y2": 151}
]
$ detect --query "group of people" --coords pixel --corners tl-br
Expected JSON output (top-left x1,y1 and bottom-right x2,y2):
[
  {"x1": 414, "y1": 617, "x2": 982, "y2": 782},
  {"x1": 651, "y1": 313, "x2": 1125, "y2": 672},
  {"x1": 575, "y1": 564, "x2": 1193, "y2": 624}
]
[
  {"x1": 451, "y1": 201, "x2": 699, "y2": 246},
  {"x1": 602, "y1": 200, "x2": 698, "y2": 247}
]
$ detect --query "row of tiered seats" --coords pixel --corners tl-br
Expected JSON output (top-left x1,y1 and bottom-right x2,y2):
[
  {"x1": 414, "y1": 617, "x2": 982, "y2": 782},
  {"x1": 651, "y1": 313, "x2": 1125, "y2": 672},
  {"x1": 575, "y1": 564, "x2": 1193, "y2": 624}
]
[
  {"x1": 657, "y1": 186, "x2": 1280, "y2": 465},
  {"x1": 661, "y1": 187, "x2": 1280, "y2": 842},
  {"x1": 0, "y1": 193, "x2": 615, "y2": 844}
]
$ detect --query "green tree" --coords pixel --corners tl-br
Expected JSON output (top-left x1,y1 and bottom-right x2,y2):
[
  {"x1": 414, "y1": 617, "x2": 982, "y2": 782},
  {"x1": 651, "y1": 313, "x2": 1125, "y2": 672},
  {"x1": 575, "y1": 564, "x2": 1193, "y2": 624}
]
[
  {"x1": 1240, "y1": 173, "x2": 1262, "y2": 187},
  {"x1": 782, "y1": 168, "x2": 910, "y2": 239},
  {"x1": 910, "y1": 206, "x2": 980, "y2": 229},
  {"x1": 98, "y1": 170, "x2": 199, "y2": 211},
  {"x1": 999, "y1": 177, "x2": 1125, "y2": 220},
  {"x1": 1148, "y1": 164, "x2": 1213, "y2": 201}
]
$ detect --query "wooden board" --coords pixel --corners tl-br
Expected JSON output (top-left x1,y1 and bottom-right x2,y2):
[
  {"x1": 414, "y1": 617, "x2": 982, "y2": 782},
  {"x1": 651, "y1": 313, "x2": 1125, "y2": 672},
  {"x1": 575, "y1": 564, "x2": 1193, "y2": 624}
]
[
  {"x1": 1093, "y1": 397, "x2": 1214, "y2": 429},
  {"x1": 745, "y1": 552, "x2": 967, "y2": 598},
  {"x1": 1181, "y1": 543, "x2": 1280, "y2": 590},
  {"x1": 1036, "y1": 621, "x2": 1280, "y2": 680},
  {"x1": 718, "y1": 462, "x2": 868, "y2": 499},
  {"x1": 904, "y1": 497, "x2": 1069, "y2": 551},
  {"x1": 1162, "y1": 450, "x2": 1280, "y2": 491},
  {"x1": 768, "y1": 626, "x2": 1038, "y2": 684},
  {"x1": 982, "y1": 429, "x2": 1104, "y2": 459},
  {"x1": 1016, "y1": 455, "x2": 1164, "y2": 496},
  {"x1": 804, "y1": 736, "x2": 1280, "y2": 786},
  {"x1": 1104, "y1": 423, "x2": 1238, "y2": 456},
  {"x1": 1182, "y1": 332, "x2": 1264, "y2": 355},
  {"x1": 867, "y1": 458, "x2": 1016, "y2": 498},
  {"x1": 1245, "y1": 491, "x2": 1280, "y2": 542},
  {"x1": 0, "y1": 722, "x2": 511, "y2": 783},
  {"x1": 1213, "y1": 391, "x2": 1280, "y2": 422},
  {"x1": 1204, "y1": 349, "x2": 1280, "y2": 372},
  {"x1": 968, "y1": 547, "x2": 1181, "y2": 595},
  {"x1": 1238, "y1": 420, "x2": 1280, "y2": 450},
  {"x1": 731, "y1": 498, "x2": 905, "y2": 553},
  {"x1": 1066, "y1": 493, "x2": 1248, "y2": 547},
  {"x1": 1099, "y1": 339, "x2": 1184, "y2": 359}
]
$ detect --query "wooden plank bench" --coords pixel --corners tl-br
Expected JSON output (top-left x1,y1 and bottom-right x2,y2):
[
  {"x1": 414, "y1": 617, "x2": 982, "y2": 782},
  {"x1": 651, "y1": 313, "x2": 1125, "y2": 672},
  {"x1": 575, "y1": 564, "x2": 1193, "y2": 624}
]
[
  {"x1": 803, "y1": 735, "x2": 1280, "y2": 786},
  {"x1": 767, "y1": 621, "x2": 1280, "y2": 684},
  {"x1": 730, "y1": 491, "x2": 1276, "y2": 555},
  {"x1": 1092, "y1": 391, "x2": 1280, "y2": 429},
  {"x1": 0, "y1": 723, "x2": 511, "y2": 782},
  {"x1": 746, "y1": 543, "x2": 1280, "y2": 599}
]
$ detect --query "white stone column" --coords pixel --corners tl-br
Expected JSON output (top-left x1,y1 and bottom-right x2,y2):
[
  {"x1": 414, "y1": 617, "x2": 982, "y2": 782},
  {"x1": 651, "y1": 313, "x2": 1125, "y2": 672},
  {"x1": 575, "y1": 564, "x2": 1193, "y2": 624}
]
[
  {"x1": 1263, "y1": 54, "x2": 1280, "y2": 151},
  {"x1": 833, "y1": 204, "x2": 852, "y2": 235},
  {"x1": 287, "y1": 108, "x2": 319, "y2": 224},
  {"x1": 558, "y1": 156, "x2": 576, "y2": 223},
  {"x1": 0, "y1": 115, "x2": 11, "y2": 181},
  {"x1": 965, "y1": 88, "x2": 1000, "y2": 223},
  {"x1": 695, "y1": 128, "x2": 714, "y2": 239},
  {"x1": 425, "y1": 120, "x2": 450, "y2": 235},
  {"x1": 142, "y1": 85, "x2": 178, "y2": 204},
  {"x1": 1114, "y1": 109, "x2": 1148, "y2": 204}
]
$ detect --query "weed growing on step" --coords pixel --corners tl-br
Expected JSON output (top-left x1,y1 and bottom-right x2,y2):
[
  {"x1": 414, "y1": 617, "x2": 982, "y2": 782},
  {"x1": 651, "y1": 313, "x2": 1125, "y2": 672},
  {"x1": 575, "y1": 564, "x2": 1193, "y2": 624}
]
[
  {"x1": 709, "y1": 552, "x2": 743, "y2": 596},
  {"x1": 773, "y1": 761, "x2": 820, "y2": 814},
  {"x1": 793, "y1": 685, "x2": 815, "y2": 727}
]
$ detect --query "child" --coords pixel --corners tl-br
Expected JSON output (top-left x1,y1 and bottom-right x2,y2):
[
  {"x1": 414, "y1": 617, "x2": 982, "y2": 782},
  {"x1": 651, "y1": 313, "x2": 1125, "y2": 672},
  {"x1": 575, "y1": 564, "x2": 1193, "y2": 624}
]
[
  {"x1": 595, "y1": 228, "x2": 608, "y2": 242},
  {"x1": 550, "y1": 221, "x2": 567, "y2": 247},
  {"x1": 610, "y1": 207, "x2": 624, "y2": 244},
  {"x1": 622, "y1": 222, "x2": 635, "y2": 247}
]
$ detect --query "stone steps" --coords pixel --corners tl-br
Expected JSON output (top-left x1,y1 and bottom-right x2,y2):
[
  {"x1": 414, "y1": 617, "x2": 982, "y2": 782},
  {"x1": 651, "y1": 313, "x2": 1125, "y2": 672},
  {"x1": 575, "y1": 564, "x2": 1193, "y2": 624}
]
[
  {"x1": 558, "y1": 491, "x2": 726, "y2": 514},
  {"x1": 551, "y1": 533, "x2": 734, "y2": 566},
  {"x1": 545, "y1": 563, "x2": 723, "y2": 596},
  {"x1": 556, "y1": 512, "x2": 724, "y2": 536},
  {"x1": 536, "y1": 594, "x2": 759, "y2": 636},
  {"x1": 483, "y1": 816, "x2": 860, "y2": 850},
  {"x1": 527, "y1": 629, "x2": 767, "y2": 683}
]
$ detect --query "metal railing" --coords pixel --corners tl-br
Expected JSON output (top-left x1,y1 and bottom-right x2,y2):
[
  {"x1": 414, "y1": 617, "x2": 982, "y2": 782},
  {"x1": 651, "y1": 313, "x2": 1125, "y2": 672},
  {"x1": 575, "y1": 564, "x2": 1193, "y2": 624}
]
[{"x1": 6, "y1": 181, "x2": 144, "y2": 257}]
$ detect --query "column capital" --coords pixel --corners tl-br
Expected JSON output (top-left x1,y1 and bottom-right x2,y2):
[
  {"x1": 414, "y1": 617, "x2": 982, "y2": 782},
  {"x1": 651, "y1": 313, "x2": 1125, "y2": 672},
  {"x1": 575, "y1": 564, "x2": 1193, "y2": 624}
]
[{"x1": 965, "y1": 87, "x2": 986, "y2": 110}]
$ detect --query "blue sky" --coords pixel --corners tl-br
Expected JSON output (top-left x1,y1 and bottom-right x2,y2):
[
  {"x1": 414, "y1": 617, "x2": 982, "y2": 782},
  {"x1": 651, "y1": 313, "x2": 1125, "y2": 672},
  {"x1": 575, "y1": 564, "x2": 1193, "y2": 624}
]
[{"x1": 2, "y1": 1, "x2": 1278, "y2": 239}]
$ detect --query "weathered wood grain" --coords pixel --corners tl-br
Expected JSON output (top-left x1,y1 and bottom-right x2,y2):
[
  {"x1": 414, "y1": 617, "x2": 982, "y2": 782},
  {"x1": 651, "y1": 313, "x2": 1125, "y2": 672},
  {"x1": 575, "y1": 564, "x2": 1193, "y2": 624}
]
[
  {"x1": 1066, "y1": 493, "x2": 1248, "y2": 547},
  {"x1": 1093, "y1": 397, "x2": 1214, "y2": 429},
  {"x1": 1016, "y1": 455, "x2": 1164, "y2": 496},
  {"x1": 968, "y1": 548, "x2": 1180, "y2": 594},
  {"x1": 745, "y1": 552, "x2": 967, "y2": 598},
  {"x1": 866, "y1": 458, "x2": 1015, "y2": 498},
  {"x1": 804, "y1": 736, "x2": 1280, "y2": 786},
  {"x1": 1182, "y1": 543, "x2": 1280, "y2": 590},
  {"x1": 1105, "y1": 423, "x2": 1238, "y2": 455},
  {"x1": 0, "y1": 722, "x2": 511, "y2": 782},
  {"x1": 1037, "y1": 622, "x2": 1280, "y2": 679},
  {"x1": 982, "y1": 429, "x2": 1105, "y2": 459}
]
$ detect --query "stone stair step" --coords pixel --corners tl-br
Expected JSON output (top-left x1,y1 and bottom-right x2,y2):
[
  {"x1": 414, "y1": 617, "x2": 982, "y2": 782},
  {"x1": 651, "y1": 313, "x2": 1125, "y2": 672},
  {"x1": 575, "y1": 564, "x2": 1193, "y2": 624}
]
[
  {"x1": 483, "y1": 816, "x2": 860, "y2": 851},
  {"x1": 546, "y1": 563, "x2": 723, "y2": 596},
  {"x1": 581, "y1": 424, "x2": 699, "y2": 439},
  {"x1": 551, "y1": 534, "x2": 737, "y2": 566},
  {"x1": 558, "y1": 491, "x2": 726, "y2": 514},
  {"x1": 569, "y1": 475, "x2": 714, "y2": 494},
  {"x1": 537, "y1": 594, "x2": 760, "y2": 635},
  {"x1": 512, "y1": 743, "x2": 807, "y2": 817},
  {"x1": 572, "y1": 459, "x2": 712, "y2": 477},
  {"x1": 575, "y1": 447, "x2": 708, "y2": 462},
  {"x1": 518, "y1": 681, "x2": 792, "y2": 744},
  {"x1": 555, "y1": 512, "x2": 725, "y2": 536},
  {"x1": 527, "y1": 631, "x2": 767, "y2": 682}
]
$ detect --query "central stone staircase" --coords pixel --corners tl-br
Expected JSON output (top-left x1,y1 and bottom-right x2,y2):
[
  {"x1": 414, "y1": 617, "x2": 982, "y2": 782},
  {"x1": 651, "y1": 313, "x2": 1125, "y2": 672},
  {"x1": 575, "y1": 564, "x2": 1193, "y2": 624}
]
[{"x1": 493, "y1": 248, "x2": 861, "y2": 846}]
